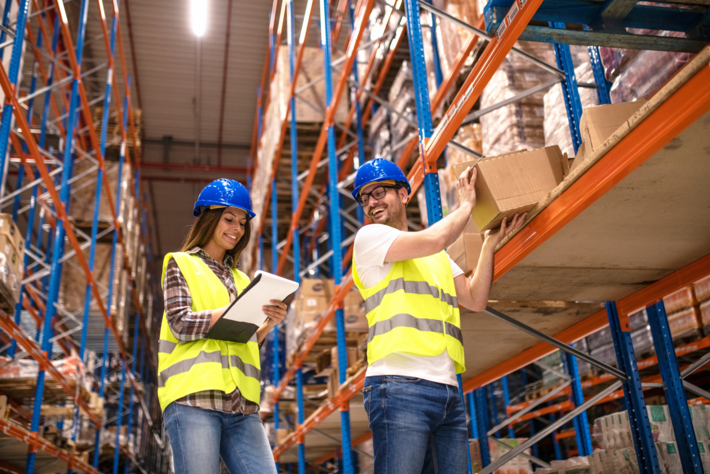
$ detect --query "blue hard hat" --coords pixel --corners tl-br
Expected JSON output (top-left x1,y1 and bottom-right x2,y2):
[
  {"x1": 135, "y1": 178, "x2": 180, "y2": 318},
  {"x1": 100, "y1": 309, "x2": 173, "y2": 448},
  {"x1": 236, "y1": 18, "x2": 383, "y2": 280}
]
[
  {"x1": 193, "y1": 179, "x2": 256, "y2": 219},
  {"x1": 351, "y1": 158, "x2": 411, "y2": 201}
]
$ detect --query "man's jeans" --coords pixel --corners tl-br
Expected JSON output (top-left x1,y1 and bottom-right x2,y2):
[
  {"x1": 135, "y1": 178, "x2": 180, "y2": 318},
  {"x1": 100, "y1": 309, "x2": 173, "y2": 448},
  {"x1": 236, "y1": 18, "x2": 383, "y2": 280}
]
[
  {"x1": 163, "y1": 402, "x2": 277, "y2": 474},
  {"x1": 363, "y1": 375, "x2": 469, "y2": 473}
]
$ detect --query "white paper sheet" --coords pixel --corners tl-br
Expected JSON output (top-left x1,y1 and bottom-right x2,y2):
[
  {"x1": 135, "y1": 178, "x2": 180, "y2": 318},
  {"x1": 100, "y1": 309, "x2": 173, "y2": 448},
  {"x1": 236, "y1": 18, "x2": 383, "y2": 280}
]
[{"x1": 222, "y1": 271, "x2": 300, "y2": 325}]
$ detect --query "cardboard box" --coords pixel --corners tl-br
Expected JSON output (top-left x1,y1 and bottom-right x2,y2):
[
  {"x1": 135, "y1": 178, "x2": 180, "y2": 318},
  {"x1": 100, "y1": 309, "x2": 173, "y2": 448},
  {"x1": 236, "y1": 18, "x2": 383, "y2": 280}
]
[
  {"x1": 446, "y1": 232, "x2": 485, "y2": 277},
  {"x1": 0, "y1": 214, "x2": 24, "y2": 257},
  {"x1": 579, "y1": 99, "x2": 647, "y2": 153},
  {"x1": 276, "y1": 429, "x2": 292, "y2": 446},
  {"x1": 569, "y1": 141, "x2": 586, "y2": 172},
  {"x1": 452, "y1": 146, "x2": 567, "y2": 231},
  {"x1": 331, "y1": 346, "x2": 358, "y2": 372},
  {"x1": 0, "y1": 235, "x2": 22, "y2": 275},
  {"x1": 327, "y1": 370, "x2": 340, "y2": 400}
]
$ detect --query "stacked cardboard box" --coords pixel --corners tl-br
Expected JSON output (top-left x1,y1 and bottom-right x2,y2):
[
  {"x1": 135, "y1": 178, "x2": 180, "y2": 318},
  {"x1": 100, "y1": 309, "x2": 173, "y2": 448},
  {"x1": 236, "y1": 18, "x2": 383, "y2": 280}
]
[
  {"x1": 662, "y1": 286, "x2": 702, "y2": 340},
  {"x1": 286, "y1": 278, "x2": 368, "y2": 363},
  {"x1": 442, "y1": 124, "x2": 482, "y2": 214},
  {"x1": 469, "y1": 438, "x2": 533, "y2": 473},
  {"x1": 433, "y1": 0, "x2": 479, "y2": 78},
  {"x1": 0, "y1": 214, "x2": 24, "y2": 307},
  {"x1": 694, "y1": 275, "x2": 710, "y2": 335}
]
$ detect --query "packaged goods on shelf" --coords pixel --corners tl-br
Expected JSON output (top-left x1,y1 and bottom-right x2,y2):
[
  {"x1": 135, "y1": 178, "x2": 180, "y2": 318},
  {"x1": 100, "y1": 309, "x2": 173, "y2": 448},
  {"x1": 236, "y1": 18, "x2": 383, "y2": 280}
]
[
  {"x1": 657, "y1": 441, "x2": 683, "y2": 474},
  {"x1": 273, "y1": 47, "x2": 348, "y2": 123},
  {"x1": 0, "y1": 214, "x2": 25, "y2": 257},
  {"x1": 630, "y1": 325, "x2": 654, "y2": 356},
  {"x1": 578, "y1": 99, "x2": 647, "y2": 157},
  {"x1": 667, "y1": 307, "x2": 701, "y2": 339},
  {"x1": 699, "y1": 440, "x2": 710, "y2": 473},
  {"x1": 0, "y1": 251, "x2": 20, "y2": 308},
  {"x1": 663, "y1": 287, "x2": 695, "y2": 314},
  {"x1": 470, "y1": 438, "x2": 533, "y2": 473},
  {"x1": 589, "y1": 342, "x2": 617, "y2": 370},
  {"x1": 369, "y1": 106, "x2": 391, "y2": 159},
  {"x1": 0, "y1": 356, "x2": 86, "y2": 380},
  {"x1": 286, "y1": 278, "x2": 367, "y2": 362},
  {"x1": 433, "y1": 0, "x2": 478, "y2": 77},
  {"x1": 451, "y1": 146, "x2": 567, "y2": 231},
  {"x1": 534, "y1": 456, "x2": 591, "y2": 473},
  {"x1": 700, "y1": 300, "x2": 710, "y2": 332},
  {"x1": 416, "y1": 170, "x2": 449, "y2": 227},
  {"x1": 356, "y1": 3, "x2": 398, "y2": 88},
  {"x1": 59, "y1": 243, "x2": 122, "y2": 316},
  {"x1": 543, "y1": 62, "x2": 599, "y2": 160},
  {"x1": 603, "y1": 31, "x2": 692, "y2": 104},
  {"x1": 388, "y1": 61, "x2": 413, "y2": 105},
  {"x1": 446, "y1": 231, "x2": 484, "y2": 277},
  {"x1": 479, "y1": 42, "x2": 556, "y2": 156},
  {"x1": 389, "y1": 87, "x2": 417, "y2": 145},
  {"x1": 69, "y1": 160, "x2": 133, "y2": 225},
  {"x1": 694, "y1": 275, "x2": 710, "y2": 302}
]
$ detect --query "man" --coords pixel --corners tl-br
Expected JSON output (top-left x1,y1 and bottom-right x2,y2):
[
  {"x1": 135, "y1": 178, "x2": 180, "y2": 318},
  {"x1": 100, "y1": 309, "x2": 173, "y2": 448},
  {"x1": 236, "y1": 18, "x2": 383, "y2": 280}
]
[{"x1": 351, "y1": 158, "x2": 525, "y2": 474}]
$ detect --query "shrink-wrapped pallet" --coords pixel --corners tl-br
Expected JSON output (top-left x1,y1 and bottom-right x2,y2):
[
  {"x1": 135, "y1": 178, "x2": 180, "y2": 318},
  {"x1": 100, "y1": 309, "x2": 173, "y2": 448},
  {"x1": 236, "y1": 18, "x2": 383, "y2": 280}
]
[
  {"x1": 693, "y1": 275, "x2": 710, "y2": 302},
  {"x1": 667, "y1": 307, "x2": 701, "y2": 339},
  {"x1": 479, "y1": 42, "x2": 556, "y2": 156},
  {"x1": 442, "y1": 124, "x2": 482, "y2": 214},
  {"x1": 469, "y1": 438, "x2": 533, "y2": 473},
  {"x1": 600, "y1": 30, "x2": 692, "y2": 104},
  {"x1": 433, "y1": 0, "x2": 478, "y2": 77},
  {"x1": 543, "y1": 63, "x2": 599, "y2": 159},
  {"x1": 273, "y1": 47, "x2": 349, "y2": 123},
  {"x1": 70, "y1": 160, "x2": 133, "y2": 224},
  {"x1": 663, "y1": 287, "x2": 694, "y2": 314}
]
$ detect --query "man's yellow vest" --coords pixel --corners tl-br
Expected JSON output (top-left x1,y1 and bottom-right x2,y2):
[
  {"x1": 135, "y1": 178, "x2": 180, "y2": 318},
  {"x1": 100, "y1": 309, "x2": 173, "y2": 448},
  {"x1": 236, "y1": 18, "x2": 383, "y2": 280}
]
[
  {"x1": 352, "y1": 249, "x2": 466, "y2": 373},
  {"x1": 158, "y1": 252, "x2": 261, "y2": 411}
]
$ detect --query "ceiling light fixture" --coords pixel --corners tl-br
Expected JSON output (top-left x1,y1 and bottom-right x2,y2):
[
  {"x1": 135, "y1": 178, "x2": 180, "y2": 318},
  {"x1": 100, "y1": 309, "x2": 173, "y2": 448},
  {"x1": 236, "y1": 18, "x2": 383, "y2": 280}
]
[{"x1": 191, "y1": 0, "x2": 207, "y2": 37}]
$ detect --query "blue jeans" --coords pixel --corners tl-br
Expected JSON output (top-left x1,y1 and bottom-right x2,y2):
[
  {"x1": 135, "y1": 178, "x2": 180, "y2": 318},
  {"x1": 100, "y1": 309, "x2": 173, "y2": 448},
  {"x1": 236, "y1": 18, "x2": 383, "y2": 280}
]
[
  {"x1": 363, "y1": 376, "x2": 469, "y2": 474},
  {"x1": 163, "y1": 402, "x2": 277, "y2": 474}
]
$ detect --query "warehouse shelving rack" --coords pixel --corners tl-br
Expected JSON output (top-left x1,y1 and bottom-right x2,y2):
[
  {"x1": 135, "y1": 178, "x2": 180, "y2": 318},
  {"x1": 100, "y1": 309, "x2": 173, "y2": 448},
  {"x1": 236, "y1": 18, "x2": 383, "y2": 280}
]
[
  {"x1": 0, "y1": 0, "x2": 169, "y2": 472},
  {"x1": 251, "y1": 0, "x2": 710, "y2": 472}
]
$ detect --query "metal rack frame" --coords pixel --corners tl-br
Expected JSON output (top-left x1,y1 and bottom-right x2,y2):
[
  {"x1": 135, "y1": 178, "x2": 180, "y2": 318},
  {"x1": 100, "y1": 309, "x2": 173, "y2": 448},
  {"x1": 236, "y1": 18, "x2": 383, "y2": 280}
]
[
  {"x1": 0, "y1": 0, "x2": 169, "y2": 472},
  {"x1": 250, "y1": 0, "x2": 710, "y2": 472}
]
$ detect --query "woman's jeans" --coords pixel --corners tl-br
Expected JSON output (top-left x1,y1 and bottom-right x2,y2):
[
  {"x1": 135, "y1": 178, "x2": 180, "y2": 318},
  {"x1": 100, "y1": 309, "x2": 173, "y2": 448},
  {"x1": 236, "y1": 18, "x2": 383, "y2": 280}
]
[
  {"x1": 363, "y1": 375, "x2": 469, "y2": 474},
  {"x1": 163, "y1": 402, "x2": 277, "y2": 474}
]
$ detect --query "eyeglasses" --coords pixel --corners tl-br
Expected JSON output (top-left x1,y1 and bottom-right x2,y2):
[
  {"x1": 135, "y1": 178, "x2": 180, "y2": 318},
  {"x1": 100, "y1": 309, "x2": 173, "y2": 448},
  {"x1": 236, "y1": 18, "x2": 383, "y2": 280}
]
[{"x1": 356, "y1": 185, "x2": 397, "y2": 207}]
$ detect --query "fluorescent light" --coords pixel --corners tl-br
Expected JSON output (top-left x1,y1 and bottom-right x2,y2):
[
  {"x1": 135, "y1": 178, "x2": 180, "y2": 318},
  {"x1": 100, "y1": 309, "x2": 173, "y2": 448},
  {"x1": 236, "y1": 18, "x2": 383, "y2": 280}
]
[{"x1": 190, "y1": 0, "x2": 208, "y2": 37}]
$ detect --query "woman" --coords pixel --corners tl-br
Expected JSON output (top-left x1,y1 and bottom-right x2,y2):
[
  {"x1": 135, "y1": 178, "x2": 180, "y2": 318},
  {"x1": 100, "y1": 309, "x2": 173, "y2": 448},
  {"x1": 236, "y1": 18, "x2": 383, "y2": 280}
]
[{"x1": 158, "y1": 179, "x2": 285, "y2": 474}]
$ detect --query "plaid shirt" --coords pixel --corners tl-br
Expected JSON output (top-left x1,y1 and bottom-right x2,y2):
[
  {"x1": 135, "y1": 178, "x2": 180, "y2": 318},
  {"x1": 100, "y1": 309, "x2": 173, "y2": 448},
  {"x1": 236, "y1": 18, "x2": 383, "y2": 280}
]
[{"x1": 163, "y1": 247, "x2": 259, "y2": 415}]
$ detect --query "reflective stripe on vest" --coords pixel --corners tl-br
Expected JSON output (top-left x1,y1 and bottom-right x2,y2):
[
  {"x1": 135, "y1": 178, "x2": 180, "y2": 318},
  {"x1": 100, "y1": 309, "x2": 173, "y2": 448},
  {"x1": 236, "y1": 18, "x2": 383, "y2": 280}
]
[
  {"x1": 363, "y1": 277, "x2": 459, "y2": 313},
  {"x1": 158, "y1": 351, "x2": 261, "y2": 388},
  {"x1": 157, "y1": 252, "x2": 261, "y2": 411},
  {"x1": 367, "y1": 313, "x2": 464, "y2": 345}
]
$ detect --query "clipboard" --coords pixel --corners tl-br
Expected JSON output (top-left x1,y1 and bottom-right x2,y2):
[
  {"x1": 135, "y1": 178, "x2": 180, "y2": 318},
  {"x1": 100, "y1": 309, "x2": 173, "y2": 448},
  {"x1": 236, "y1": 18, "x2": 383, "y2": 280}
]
[{"x1": 206, "y1": 271, "x2": 299, "y2": 344}]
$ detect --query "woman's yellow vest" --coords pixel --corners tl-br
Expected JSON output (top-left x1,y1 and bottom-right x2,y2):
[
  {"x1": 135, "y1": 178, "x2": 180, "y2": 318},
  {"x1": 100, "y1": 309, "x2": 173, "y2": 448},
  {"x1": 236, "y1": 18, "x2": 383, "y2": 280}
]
[
  {"x1": 352, "y1": 250, "x2": 466, "y2": 373},
  {"x1": 158, "y1": 252, "x2": 261, "y2": 411}
]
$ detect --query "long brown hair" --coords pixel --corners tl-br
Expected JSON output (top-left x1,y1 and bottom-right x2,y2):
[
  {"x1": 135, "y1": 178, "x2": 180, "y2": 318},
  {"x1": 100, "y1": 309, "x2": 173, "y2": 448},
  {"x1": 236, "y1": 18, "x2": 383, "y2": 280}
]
[{"x1": 180, "y1": 208, "x2": 251, "y2": 268}]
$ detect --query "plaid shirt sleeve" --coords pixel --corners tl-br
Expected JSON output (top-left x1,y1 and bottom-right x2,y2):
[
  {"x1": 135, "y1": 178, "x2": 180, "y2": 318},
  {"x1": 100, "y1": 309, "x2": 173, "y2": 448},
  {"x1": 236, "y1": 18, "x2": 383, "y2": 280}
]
[{"x1": 163, "y1": 258, "x2": 213, "y2": 341}]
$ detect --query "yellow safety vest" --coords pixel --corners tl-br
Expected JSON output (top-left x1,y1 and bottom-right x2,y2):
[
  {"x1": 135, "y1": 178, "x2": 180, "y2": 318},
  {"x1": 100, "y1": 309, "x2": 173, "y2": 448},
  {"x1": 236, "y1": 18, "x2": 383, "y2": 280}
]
[
  {"x1": 352, "y1": 249, "x2": 466, "y2": 373},
  {"x1": 157, "y1": 252, "x2": 261, "y2": 411}
]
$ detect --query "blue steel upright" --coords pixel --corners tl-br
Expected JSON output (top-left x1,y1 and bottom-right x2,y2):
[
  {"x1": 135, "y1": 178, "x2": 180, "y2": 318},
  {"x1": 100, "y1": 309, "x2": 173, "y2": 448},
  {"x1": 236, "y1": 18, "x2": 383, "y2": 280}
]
[
  {"x1": 563, "y1": 344, "x2": 593, "y2": 457},
  {"x1": 0, "y1": 0, "x2": 30, "y2": 199},
  {"x1": 26, "y1": 0, "x2": 91, "y2": 469},
  {"x1": 319, "y1": 0, "x2": 354, "y2": 472},
  {"x1": 474, "y1": 387, "x2": 492, "y2": 467},
  {"x1": 587, "y1": 46, "x2": 611, "y2": 105},
  {"x1": 287, "y1": 0, "x2": 301, "y2": 285},
  {"x1": 501, "y1": 376, "x2": 514, "y2": 438},
  {"x1": 550, "y1": 22, "x2": 584, "y2": 153},
  {"x1": 348, "y1": 1, "x2": 366, "y2": 225},
  {"x1": 606, "y1": 301, "x2": 661, "y2": 473},
  {"x1": 646, "y1": 301, "x2": 703, "y2": 474}
]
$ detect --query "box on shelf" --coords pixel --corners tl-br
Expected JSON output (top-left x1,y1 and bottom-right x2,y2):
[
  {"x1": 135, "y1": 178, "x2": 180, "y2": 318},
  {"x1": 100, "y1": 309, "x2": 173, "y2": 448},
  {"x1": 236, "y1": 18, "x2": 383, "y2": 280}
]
[
  {"x1": 663, "y1": 287, "x2": 695, "y2": 315},
  {"x1": 469, "y1": 438, "x2": 532, "y2": 473},
  {"x1": 451, "y1": 146, "x2": 567, "y2": 231},
  {"x1": 667, "y1": 307, "x2": 701, "y2": 339},
  {"x1": 276, "y1": 429, "x2": 292, "y2": 446},
  {"x1": 446, "y1": 232, "x2": 484, "y2": 277},
  {"x1": 693, "y1": 275, "x2": 710, "y2": 302},
  {"x1": 700, "y1": 300, "x2": 710, "y2": 332},
  {"x1": 0, "y1": 213, "x2": 25, "y2": 256},
  {"x1": 331, "y1": 346, "x2": 358, "y2": 373},
  {"x1": 579, "y1": 99, "x2": 647, "y2": 154}
]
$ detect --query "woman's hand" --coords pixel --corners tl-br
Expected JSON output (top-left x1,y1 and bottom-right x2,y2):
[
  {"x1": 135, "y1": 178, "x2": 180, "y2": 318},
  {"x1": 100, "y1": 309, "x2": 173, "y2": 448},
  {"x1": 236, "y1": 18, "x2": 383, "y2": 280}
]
[{"x1": 262, "y1": 299, "x2": 288, "y2": 326}]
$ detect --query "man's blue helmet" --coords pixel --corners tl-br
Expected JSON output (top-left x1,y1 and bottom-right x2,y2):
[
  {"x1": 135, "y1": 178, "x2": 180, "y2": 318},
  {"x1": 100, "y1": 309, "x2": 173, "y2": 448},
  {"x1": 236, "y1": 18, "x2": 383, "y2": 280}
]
[
  {"x1": 193, "y1": 179, "x2": 255, "y2": 219},
  {"x1": 351, "y1": 159, "x2": 411, "y2": 201}
]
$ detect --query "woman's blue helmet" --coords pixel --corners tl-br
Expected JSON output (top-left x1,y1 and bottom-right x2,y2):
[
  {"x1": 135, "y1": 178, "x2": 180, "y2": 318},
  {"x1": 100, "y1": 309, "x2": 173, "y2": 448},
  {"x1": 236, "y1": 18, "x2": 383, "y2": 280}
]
[
  {"x1": 351, "y1": 158, "x2": 411, "y2": 201},
  {"x1": 193, "y1": 179, "x2": 256, "y2": 219}
]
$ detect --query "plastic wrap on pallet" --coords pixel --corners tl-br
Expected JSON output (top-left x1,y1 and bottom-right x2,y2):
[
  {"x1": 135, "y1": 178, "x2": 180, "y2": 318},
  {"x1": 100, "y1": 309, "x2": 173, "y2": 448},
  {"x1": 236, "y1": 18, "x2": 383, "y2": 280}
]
[
  {"x1": 699, "y1": 440, "x2": 710, "y2": 473},
  {"x1": 369, "y1": 106, "x2": 392, "y2": 159},
  {"x1": 587, "y1": 327, "x2": 613, "y2": 352},
  {"x1": 274, "y1": 47, "x2": 349, "y2": 123},
  {"x1": 657, "y1": 441, "x2": 683, "y2": 474},
  {"x1": 543, "y1": 62, "x2": 599, "y2": 158},
  {"x1": 470, "y1": 438, "x2": 533, "y2": 473},
  {"x1": 70, "y1": 161, "x2": 133, "y2": 224},
  {"x1": 589, "y1": 342, "x2": 618, "y2": 370},
  {"x1": 388, "y1": 60, "x2": 413, "y2": 105},
  {"x1": 433, "y1": 0, "x2": 478, "y2": 77},
  {"x1": 602, "y1": 30, "x2": 692, "y2": 104},
  {"x1": 416, "y1": 170, "x2": 448, "y2": 226},
  {"x1": 480, "y1": 43, "x2": 556, "y2": 156}
]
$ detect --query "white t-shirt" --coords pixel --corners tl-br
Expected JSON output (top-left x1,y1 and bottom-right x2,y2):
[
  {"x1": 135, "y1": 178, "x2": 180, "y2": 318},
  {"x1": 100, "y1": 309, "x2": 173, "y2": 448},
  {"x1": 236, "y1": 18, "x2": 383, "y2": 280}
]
[{"x1": 353, "y1": 224, "x2": 463, "y2": 387}]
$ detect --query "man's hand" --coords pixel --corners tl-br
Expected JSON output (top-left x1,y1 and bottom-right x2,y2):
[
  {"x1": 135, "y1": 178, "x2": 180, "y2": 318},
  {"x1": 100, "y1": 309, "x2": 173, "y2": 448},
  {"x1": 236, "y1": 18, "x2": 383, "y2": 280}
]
[
  {"x1": 484, "y1": 213, "x2": 527, "y2": 248},
  {"x1": 457, "y1": 166, "x2": 477, "y2": 209}
]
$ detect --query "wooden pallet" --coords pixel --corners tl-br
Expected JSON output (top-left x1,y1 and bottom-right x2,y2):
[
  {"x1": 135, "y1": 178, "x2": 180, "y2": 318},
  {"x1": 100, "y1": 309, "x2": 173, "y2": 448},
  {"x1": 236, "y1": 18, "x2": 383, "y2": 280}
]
[{"x1": 0, "y1": 377, "x2": 91, "y2": 404}]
